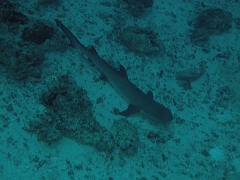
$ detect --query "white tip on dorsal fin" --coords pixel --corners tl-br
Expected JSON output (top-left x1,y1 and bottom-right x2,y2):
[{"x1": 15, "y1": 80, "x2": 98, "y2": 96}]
[
  {"x1": 119, "y1": 65, "x2": 128, "y2": 79},
  {"x1": 147, "y1": 90, "x2": 153, "y2": 99}
]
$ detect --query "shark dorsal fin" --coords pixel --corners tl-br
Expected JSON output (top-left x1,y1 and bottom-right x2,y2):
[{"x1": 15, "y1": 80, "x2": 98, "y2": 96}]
[
  {"x1": 89, "y1": 46, "x2": 97, "y2": 54},
  {"x1": 100, "y1": 73, "x2": 108, "y2": 81},
  {"x1": 119, "y1": 65, "x2": 128, "y2": 79},
  {"x1": 147, "y1": 90, "x2": 153, "y2": 99}
]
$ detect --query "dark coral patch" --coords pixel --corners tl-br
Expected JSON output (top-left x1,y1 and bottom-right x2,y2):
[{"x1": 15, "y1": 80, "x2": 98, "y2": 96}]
[{"x1": 22, "y1": 22, "x2": 54, "y2": 45}]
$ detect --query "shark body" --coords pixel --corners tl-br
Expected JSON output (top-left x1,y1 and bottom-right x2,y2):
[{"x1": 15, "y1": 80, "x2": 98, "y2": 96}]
[{"x1": 55, "y1": 19, "x2": 173, "y2": 123}]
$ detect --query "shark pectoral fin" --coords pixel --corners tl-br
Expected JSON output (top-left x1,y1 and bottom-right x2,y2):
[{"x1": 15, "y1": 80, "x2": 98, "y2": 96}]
[
  {"x1": 119, "y1": 104, "x2": 139, "y2": 117},
  {"x1": 99, "y1": 73, "x2": 108, "y2": 81},
  {"x1": 147, "y1": 90, "x2": 153, "y2": 98},
  {"x1": 118, "y1": 65, "x2": 129, "y2": 79}
]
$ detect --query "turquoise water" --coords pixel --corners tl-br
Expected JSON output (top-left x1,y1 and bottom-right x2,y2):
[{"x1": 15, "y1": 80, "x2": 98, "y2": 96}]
[{"x1": 0, "y1": 0, "x2": 239, "y2": 179}]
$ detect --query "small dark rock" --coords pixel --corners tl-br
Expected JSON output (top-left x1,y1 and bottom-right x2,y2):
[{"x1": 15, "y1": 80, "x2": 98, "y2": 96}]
[
  {"x1": 147, "y1": 130, "x2": 159, "y2": 139},
  {"x1": 159, "y1": 172, "x2": 167, "y2": 178},
  {"x1": 32, "y1": 155, "x2": 39, "y2": 162},
  {"x1": 176, "y1": 117, "x2": 185, "y2": 124},
  {"x1": 6, "y1": 104, "x2": 13, "y2": 112},
  {"x1": 201, "y1": 149, "x2": 210, "y2": 157},
  {"x1": 68, "y1": 169, "x2": 74, "y2": 176},
  {"x1": 202, "y1": 48, "x2": 210, "y2": 53},
  {"x1": 37, "y1": 159, "x2": 46, "y2": 169},
  {"x1": 96, "y1": 97, "x2": 103, "y2": 104},
  {"x1": 74, "y1": 164, "x2": 83, "y2": 170}
]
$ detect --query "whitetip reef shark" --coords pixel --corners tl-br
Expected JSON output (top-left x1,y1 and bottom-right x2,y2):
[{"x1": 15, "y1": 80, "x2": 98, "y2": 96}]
[{"x1": 55, "y1": 19, "x2": 173, "y2": 123}]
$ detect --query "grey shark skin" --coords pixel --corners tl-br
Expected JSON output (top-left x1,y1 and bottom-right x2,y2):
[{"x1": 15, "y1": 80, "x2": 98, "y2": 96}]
[{"x1": 55, "y1": 19, "x2": 173, "y2": 123}]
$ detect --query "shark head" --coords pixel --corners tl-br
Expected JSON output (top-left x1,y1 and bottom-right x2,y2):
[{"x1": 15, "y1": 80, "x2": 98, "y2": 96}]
[{"x1": 141, "y1": 100, "x2": 173, "y2": 124}]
